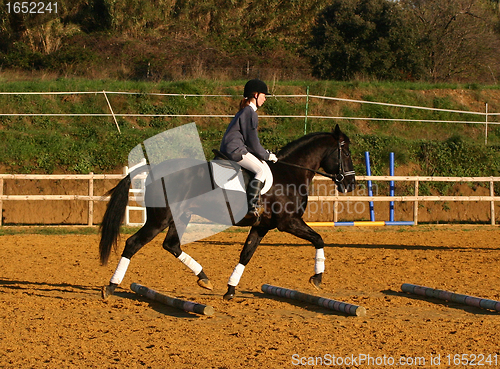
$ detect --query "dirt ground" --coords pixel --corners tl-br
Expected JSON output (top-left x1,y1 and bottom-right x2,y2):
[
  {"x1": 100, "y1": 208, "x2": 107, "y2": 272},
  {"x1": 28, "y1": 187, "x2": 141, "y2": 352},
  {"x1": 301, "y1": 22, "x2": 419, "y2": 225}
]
[{"x1": 1, "y1": 226, "x2": 500, "y2": 368}]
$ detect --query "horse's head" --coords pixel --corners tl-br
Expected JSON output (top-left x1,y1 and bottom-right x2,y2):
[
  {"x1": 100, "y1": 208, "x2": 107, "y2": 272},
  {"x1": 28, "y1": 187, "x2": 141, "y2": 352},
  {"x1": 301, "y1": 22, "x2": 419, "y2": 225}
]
[{"x1": 320, "y1": 125, "x2": 356, "y2": 193}]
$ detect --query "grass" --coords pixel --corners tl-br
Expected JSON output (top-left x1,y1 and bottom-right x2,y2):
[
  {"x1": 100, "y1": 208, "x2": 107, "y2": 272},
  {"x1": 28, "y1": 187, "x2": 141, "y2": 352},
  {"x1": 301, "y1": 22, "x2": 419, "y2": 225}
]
[
  {"x1": 0, "y1": 226, "x2": 100, "y2": 236},
  {"x1": 1, "y1": 78, "x2": 500, "y2": 192},
  {"x1": 0, "y1": 225, "x2": 146, "y2": 236}
]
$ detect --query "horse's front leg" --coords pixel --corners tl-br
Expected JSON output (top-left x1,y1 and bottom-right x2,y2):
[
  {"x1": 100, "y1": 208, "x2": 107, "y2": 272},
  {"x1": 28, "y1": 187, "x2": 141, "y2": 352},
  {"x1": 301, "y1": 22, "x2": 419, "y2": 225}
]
[
  {"x1": 223, "y1": 226, "x2": 269, "y2": 300},
  {"x1": 310, "y1": 248, "x2": 325, "y2": 289},
  {"x1": 278, "y1": 217, "x2": 325, "y2": 289}
]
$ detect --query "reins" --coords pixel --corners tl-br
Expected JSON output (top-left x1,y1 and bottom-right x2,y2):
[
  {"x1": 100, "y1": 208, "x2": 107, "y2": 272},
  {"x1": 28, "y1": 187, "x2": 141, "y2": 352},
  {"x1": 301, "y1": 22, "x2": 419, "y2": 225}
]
[
  {"x1": 277, "y1": 161, "x2": 338, "y2": 180},
  {"x1": 212, "y1": 138, "x2": 355, "y2": 186},
  {"x1": 277, "y1": 140, "x2": 355, "y2": 184}
]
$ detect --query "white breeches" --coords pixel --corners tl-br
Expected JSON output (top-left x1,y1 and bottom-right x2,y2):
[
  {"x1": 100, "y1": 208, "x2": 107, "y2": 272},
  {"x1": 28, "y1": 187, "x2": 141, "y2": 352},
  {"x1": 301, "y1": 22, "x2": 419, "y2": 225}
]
[{"x1": 238, "y1": 153, "x2": 266, "y2": 182}]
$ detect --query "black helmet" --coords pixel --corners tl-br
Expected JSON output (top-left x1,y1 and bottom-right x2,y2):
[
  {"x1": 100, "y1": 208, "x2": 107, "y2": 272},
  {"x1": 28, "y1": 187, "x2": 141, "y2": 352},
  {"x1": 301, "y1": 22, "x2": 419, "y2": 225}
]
[{"x1": 243, "y1": 79, "x2": 271, "y2": 98}]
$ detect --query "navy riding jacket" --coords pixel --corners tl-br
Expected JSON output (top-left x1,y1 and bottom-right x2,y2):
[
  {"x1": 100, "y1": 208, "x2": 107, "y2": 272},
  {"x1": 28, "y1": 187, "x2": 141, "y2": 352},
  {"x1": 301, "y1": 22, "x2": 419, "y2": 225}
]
[{"x1": 219, "y1": 105, "x2": 270, "y2": 162}]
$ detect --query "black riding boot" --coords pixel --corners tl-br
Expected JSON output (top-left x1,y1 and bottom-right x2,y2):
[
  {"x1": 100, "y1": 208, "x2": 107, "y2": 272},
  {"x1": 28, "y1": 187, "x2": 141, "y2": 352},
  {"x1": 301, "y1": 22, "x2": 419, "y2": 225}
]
[{"x1": 244, "y1": 178, "x2": 265, "y2": 219}]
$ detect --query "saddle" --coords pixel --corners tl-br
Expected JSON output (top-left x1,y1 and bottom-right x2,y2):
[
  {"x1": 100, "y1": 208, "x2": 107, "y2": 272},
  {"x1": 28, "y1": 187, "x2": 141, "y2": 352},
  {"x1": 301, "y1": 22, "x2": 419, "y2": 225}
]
[
  {"x1": 211, "y1": 149, "x2": 273, "y2": 226},
  {"x1": 211, "y1": 149, "x2": 273, "y2": 195}
]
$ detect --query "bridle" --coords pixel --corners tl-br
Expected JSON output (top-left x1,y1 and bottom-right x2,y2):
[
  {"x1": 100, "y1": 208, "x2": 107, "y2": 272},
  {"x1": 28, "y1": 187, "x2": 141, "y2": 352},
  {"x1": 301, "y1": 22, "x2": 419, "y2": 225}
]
[
  {"x1": 335, "y1": 140, "x2": 356, "y2": 182},
  {"x1": 277, "y1": 140, "x2": 355, "y2": 190}
]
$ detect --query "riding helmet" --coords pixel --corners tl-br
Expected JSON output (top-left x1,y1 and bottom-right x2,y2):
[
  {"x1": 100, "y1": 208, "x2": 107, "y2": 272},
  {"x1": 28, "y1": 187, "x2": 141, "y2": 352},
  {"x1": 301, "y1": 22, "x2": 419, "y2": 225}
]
[{"x1": 243, "y1": 79, "x2": 271, "y2": 98}]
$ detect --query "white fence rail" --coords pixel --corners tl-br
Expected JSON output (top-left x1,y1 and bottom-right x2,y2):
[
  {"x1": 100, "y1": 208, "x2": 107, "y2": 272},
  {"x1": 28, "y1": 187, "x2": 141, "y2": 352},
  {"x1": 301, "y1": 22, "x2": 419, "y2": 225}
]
[
  {"x1": 0, "y1": 90, "x2": 499, "y2": 142},
  {"x1": 0, "y1": 173, "x2": 499, "y2": 226},
  {"x1": 1, "y1": 90, "x2": 499, "y2": 225},
  {"x1": 0, "y1": 173, "x2": 122, "y2": 227}
]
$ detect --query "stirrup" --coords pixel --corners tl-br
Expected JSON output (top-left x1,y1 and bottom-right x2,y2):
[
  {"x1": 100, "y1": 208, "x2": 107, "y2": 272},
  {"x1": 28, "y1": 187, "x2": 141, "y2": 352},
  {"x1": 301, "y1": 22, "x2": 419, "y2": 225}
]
[
  {"x1": 244, "y1": 205, "x2": 264, "y2": 220},
  {"x1": 235, "y1": 205, "x2": 263, "y2": 226}
]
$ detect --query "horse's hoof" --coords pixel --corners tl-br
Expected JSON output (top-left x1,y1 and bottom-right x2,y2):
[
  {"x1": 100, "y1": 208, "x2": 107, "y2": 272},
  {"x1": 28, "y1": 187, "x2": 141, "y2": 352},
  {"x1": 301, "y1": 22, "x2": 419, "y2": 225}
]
[
  {"x1": 101, "y1": 285, "x2": 112, "y2": 299},
  {"x1": 197, "y1": 278, "x2": 214, "y2": 290},
  {"x1": 101, "y1": 283, "x2": 117, "y2": 299},
  {"x1": 309, "y1": 274, "x2": 323, "y2": 290},
  {"x1": 223, "y1": 285, "x2": 236, "y2": 300}
]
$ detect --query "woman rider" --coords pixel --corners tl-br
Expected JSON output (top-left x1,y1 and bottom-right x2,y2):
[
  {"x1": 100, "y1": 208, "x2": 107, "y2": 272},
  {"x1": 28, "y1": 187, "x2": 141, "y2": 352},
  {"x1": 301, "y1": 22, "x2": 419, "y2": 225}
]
[{"x1": 219, "y1": 79, "x2": 278, "y2": 220}]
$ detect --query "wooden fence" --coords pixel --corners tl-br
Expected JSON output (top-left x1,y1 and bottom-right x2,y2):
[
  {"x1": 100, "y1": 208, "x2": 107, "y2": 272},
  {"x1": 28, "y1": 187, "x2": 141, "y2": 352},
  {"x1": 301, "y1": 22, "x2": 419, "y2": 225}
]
[
  {"x1": 313, "y1": 175, "x2": 500, "y2": 225},
  {"x1": 0, "y1": 173, "x2": 499, "y2": 226},
  {"x1": 0, "y1": 173, "x2": 122, "y2": 227}
]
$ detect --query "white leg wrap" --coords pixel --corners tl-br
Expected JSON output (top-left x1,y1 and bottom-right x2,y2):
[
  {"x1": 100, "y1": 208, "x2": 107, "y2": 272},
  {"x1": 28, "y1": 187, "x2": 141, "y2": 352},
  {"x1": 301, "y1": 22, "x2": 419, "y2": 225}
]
[
  {"x1": 314, "y1": 248, "x2": 325, "y2": 274},
  {"x1": 228, "y1": 263, "x2": 246, "y2": 287},
  {"x1": 178, "y1": 251, "x2": 203, "y2": 276},
  {"x1": 110, "y1": 257, "x2": 130, "y2": 285}
]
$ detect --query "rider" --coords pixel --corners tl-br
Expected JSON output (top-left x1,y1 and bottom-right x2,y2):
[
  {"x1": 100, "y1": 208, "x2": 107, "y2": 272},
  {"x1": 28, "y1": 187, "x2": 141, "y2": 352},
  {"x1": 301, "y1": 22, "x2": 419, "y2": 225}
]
[{"x1": 219, "y1": 78, "x2": 278, "y2": 219}]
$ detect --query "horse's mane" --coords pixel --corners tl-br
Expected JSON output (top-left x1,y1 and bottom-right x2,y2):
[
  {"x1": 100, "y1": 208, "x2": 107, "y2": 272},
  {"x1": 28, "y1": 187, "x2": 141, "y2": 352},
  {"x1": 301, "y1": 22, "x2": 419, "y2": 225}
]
[{"x1": 277, "y1": 132, "x2": 334, "y2": 159}]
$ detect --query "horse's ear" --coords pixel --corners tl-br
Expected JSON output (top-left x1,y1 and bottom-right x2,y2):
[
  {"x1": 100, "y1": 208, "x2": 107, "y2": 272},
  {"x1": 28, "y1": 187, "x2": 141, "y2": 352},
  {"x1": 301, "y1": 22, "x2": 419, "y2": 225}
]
[{"x1": 333, "y1": 124, "x2": 341, "y2": 138}]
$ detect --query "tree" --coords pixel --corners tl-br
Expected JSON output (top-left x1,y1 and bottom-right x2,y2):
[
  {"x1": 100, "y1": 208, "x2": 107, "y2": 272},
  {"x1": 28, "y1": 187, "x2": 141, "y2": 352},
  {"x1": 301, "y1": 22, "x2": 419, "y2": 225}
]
[
  {"x1": 0, "y1": 0, "x2": 112, "y2": 54},
  {"x1": 307, "y1": 0, "x2": 424, "y2": 81},
  {"x1": 400, "y1": 0, "x2": 500, "y2": 82}
]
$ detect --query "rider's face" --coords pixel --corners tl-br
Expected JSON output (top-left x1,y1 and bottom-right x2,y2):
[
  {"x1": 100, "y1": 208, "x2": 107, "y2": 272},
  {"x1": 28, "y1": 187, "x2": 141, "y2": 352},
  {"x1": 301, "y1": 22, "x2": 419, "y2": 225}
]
[{"x1": 255, "y1": 93, "x2": 266, "y2": 107}]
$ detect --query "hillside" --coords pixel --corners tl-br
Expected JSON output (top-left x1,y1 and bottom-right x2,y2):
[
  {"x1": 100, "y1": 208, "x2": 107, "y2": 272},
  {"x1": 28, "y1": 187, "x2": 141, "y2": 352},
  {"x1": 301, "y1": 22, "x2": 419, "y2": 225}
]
[
  {"x1": 1, "y1": 1, "x2": 499, "y2": 82},
  {"x1": 0, "y1": 79, "x2": 500, "y2": 185},
  {"x1": 0, "y1": 0, "x2": 324, "y2": 80}
]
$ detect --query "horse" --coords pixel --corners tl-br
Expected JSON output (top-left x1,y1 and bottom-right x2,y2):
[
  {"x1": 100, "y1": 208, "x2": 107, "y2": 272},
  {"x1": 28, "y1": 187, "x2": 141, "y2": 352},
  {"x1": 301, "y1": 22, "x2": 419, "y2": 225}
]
[{"x1": 99, "y1": 124, "x2": 356, "y2": 300}]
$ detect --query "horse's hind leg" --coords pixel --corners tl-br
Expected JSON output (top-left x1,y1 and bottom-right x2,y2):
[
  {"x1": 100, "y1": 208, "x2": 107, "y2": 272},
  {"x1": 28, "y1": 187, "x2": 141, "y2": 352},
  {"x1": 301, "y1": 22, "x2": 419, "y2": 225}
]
[
  {"x1": 162, "y1": 214, "x2": 214, "y2": 290},
  {"x1": 102, "y1": 208, "x2": 169, "y2": 299}
]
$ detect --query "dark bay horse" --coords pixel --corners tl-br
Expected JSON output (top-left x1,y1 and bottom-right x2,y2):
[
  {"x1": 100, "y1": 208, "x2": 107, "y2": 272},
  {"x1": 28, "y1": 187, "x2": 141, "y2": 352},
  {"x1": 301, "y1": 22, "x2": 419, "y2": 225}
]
[{"x1": 99, "y1": 124, "x2": 356, "y2": 300}]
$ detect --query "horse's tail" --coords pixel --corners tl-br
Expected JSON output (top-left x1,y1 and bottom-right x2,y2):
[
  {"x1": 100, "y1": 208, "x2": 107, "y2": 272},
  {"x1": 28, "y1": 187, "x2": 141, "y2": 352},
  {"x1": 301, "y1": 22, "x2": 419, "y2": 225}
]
[{"x1": 99, "y1": 174, "x2": 132, "y2": 265}]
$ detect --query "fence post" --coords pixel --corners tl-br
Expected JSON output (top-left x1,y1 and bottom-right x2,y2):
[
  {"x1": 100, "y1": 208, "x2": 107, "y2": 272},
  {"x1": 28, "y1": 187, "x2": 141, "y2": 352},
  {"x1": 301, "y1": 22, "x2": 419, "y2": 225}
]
[
  {"x1": 485, "y1": 103, "x2": 489, "y2": 145},
  {"x1": 304, "y1": 86, "x2": 310, "y2": 135},
  {"x1": 389, "y1": 152, "x2": 395, "y2": 221},
  {"x1": 88, "y1": 172, "x2": 94, "y2": 226},
  {"x1": 333, "y1": 185, "x2": 339, "y2": 222},
  {"x1": 0, "y1": 178, "x2": 3, "y2": 227},
  {"x1": 103, "y1": 91, "x2": 121, "y2": 134},
  {"x1": 413, "y1": 179, "x2": 419, "y2": 225},
  {"x1": 491, "y1": 179, "x2": 495, "y2": 225},
  {"x1": 124, "y1": 166, "x2": 130, "y2": 226}
]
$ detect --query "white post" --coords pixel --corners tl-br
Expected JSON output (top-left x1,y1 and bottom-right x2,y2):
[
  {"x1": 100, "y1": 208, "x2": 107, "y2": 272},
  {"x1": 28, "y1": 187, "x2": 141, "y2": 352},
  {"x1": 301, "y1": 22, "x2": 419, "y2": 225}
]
[
  {"x1": 485, "y1": 103, "x2": 488, "y2": 145},
  {"x1": 124, "y1": 166, "x2": 130, "y2": 226},
  {"x1": 88, "y1": 172, "x2": 94, "y2": 226},
  {"x1": 413, "y1": 179, "x2": 419, "y2": 225},
  {"x1": 490, "y1": 179, "x2": 495, "y2": 226},
  {"x1": 0, "y1": 178, "x2": 3, "y2": 227},
  {"x1": 333, "y1": 185, "x2": 339, "y2": 223},
  {"x1": 103, "y1": 90, "x2": 121, "y2": 134}
]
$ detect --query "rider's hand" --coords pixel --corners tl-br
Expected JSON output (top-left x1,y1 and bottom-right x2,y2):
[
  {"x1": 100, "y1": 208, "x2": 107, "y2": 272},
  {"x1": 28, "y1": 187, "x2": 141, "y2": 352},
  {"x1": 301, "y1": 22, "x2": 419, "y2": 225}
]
[{"x1": 268, "y1": 153, "x2": 278, "y2": 162}]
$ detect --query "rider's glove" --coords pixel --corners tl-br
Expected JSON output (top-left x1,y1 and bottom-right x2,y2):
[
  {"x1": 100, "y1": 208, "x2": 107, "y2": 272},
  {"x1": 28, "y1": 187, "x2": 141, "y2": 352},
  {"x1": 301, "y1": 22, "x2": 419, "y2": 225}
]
[{"x1": 268, "y1": 153, "x2": 278, "y2": 163}]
